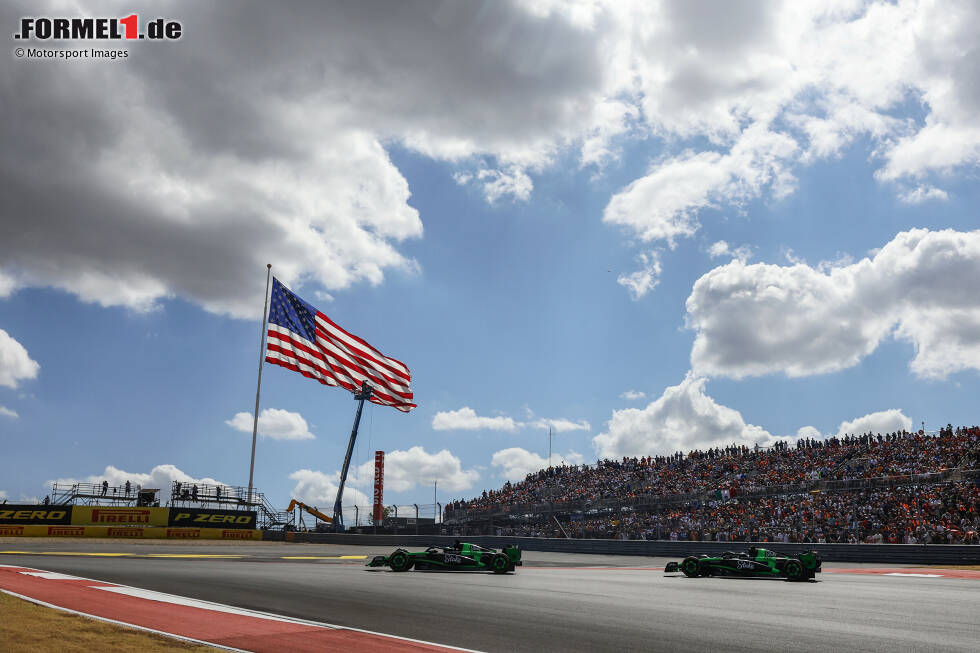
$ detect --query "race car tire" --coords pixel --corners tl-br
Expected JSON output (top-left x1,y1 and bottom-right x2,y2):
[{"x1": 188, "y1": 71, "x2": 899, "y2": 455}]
[
  {"x1": 389, "y1": 551, "x2": 413, "y2": 572},
  {"x1": 681, "y1": 557, "x2": 701, "y2": 578},
  {"x1": 784, "y1": 559, "x2": 804, "y2": 581},
  {"x1": 491, "y1": 554, "x2": 511, "y2": 574}
]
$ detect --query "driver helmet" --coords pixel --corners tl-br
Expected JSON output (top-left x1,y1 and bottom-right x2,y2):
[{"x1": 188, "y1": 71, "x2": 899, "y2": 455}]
[{"x1": 748, "y1": 546, "x2": 758, "y2": 557}]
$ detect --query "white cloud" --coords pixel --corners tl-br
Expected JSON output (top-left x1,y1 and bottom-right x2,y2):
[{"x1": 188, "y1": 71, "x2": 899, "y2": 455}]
[
  {"x1": 836, "y1": 409, "x2": 913, "y2": 437},
  {"x1": 0, "y1": 405, "x2": 18, "y2": 419},
  {"x1": 617, "y1": 250, "x2": 662, "y2": 300},
  {"x1": 708, "y1": 240, "x2": 753, "y2": 262},
  {"x1": 289, "y1": 469, "x2": 371, "y2": 510},
  {"x1": 592, "y1": 373, "x2": 776, "y2": 458},
  {"x1": 796, "y1": 426, "x2": 822, "y2": 440},
  {"x1": 432, "y1": 407, "x2": 522, "y2": 432},
  {"x1": 351, "y1": 446, "x2": 479, "y2": 493},
  {"x1": 605, "y1": 125, "x2": 798, "y2": 247},
  {"x1": 3, "y1": 1, "x2": 979, "y2": 315},
  {"x1": 687, "y1": 228, "x2": 980, "y2": 380},
  {"x1": 0, "y1": 271, "x2": 17, "y2": 298},
  {"x1": 491, "y1": 447, "x2": 585, "y2": 481},
  {"x1": 471, "y1": 167, "x2": 534, "y2": 203},
  {"x1": 47, "y1": 465, "x2": 226, "y2": 504},
  {"x1": 0, "y1": 330, "x2": 39, "y2": 389},
  {"x1": 528, "y1": 417, "x2": 591, "y2": 433},
  {"x1": 899, "y1": 185, "x2": 949, "y2": 204},
  {"x1": 620, "y1": 390, "x2": 646, "y2": 401},
  {"x1": 0, "y1": 490, "x2": 7, "y2": 500},
  {"x1": 225, "y1": 408, "x2": 315, "y2": 441}
]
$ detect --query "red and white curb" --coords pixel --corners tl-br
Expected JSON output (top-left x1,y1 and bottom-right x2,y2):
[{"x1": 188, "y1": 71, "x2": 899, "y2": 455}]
[
  {"x1": 823, "y1": 567, "x2": 980, "y2": 580},
  {"x1": 0, "y1": 564, "x2": 480, "y2": 652}
]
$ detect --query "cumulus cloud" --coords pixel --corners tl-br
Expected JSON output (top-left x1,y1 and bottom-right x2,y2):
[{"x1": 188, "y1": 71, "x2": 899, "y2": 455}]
[
  {"x1": 351, "y1": 446, "x2": 479, "y2": 493},
  {"x1": 836, "y1": 409, "x2": 913, "y2": 437},
  {"x1": 0, "y1": 330, "x2": 39, "y2": 389},
  {"x1": 491, "y1": 447, "x2": 585, "y2": 481},
  {"x1": 225, "y1": 408, "x2": 315, "y2": 441},
  {"x1": 0, "y1": 490, "x2": 7, "y2": 500},
  {"x1": 617, "y1": 251, "x2": 663, "y2": 300},
  {"x1": 3, "y1": 1, "x2": 977, "y2": 311},
  {"x1": 796, "y1": 426, "x2": 823, "y2": 439},
  {"x1": 687, "y1": 228, "x2": 980, "y2": 380},
  {"x1": 47, "y1": 465, "x2": 225, "y2": 504},
  {"x1": 592, "y1": 374, "x2": 776, "y2": 458},
  {"x1": 899, "y1": 185, "x2": 949, "y2": 204},
  {"x1": 0, "y1": 406, "x2": 18, "y2": 419},
  {"x1": 605, "y1": 126, "x2": 798, "y2": 246},
  {"x1": 620, "y1": 390, "x2": 646, "y2": 401},
  {"x1": 289, "y1": 469, "x2": 371, "y2": 510},
  {"x1": 432, "y1": 407, "x2": 521, "y2": 432}
]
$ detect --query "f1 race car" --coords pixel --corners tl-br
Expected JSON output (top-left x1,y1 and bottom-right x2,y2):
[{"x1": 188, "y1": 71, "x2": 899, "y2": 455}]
[
  {"x1": 366, "y1": 541, "x2": 522, "y2": 573},
  {"x1": 664, "y1": 547, "x2": 821, "y2": 581}
]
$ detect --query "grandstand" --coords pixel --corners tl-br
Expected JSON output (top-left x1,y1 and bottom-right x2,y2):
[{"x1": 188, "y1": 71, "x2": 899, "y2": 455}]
[{"x1": 445, "y1": 426, "x2": 980, "y2": 545}]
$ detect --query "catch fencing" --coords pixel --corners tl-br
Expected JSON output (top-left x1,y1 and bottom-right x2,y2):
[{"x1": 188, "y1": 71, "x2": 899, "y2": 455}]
[{"x1": 284, "y1": 533, "x2": 980, "y2": 564}]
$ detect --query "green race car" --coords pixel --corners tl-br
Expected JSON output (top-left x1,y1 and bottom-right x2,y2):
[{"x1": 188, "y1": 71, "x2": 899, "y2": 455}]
[
  {"x1": 366, "y1": 541, "x2": 522, "y2": 574},
  {"x1": 664, "y1": 546, "x2": 821, "y2": 581}
]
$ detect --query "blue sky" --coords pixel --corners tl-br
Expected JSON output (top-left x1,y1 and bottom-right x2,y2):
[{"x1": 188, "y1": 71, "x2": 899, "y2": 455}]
[{"x1": 2, "y1": 1, "x2": 979, "y2": 515}]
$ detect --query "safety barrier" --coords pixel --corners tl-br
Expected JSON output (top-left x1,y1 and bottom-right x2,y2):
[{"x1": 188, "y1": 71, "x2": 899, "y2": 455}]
[
  {"x1": 0, "y1": 524, "x2": 262, "y2": 540},
  {"x1": 0, "y1": 504, "x2": 256, "y2": 529},
  {"x1": 286, "y1": 533, "x2": 980, "y2": 564}
]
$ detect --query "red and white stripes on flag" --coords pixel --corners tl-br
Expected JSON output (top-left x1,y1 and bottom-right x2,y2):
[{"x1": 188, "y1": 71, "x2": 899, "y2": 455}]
[{"x1": 264, "y1": 278, "x2": 415, "y2": 412}]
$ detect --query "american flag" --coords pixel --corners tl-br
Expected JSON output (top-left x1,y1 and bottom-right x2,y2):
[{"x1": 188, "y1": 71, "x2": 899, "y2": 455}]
[{"x1": 265, "y1": 278, "x2": 416, "y2": 412}]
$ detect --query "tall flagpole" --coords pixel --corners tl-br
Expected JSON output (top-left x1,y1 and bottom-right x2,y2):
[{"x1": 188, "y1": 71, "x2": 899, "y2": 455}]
[{"x1": 248, "y1": 264, "x2": 273, "y2": 507}]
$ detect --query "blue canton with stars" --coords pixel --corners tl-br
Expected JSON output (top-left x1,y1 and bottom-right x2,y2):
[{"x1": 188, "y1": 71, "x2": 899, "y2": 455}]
[{"x1": 267, "y1": 278, "x2": 318, "y2": 343}]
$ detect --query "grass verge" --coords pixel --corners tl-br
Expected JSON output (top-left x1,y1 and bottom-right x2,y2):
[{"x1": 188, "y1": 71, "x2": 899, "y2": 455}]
[{"x1": 0, "y1": 591, "x2": 218, "y2": 652}]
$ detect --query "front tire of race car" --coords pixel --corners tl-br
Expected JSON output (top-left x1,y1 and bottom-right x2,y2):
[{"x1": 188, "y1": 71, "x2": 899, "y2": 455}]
[
  {"x1": 681, "y1": 557, "x2": 701, "y2": 578},
  {"x1": 784, "y1": 559, "x2": 804, "y2": 581},
  {"x1": 389, "y1": 551, "x2": 413, "y2": 572},
  {"x1": 491, "y1": 554, "x2": 511, "y2": 574}
]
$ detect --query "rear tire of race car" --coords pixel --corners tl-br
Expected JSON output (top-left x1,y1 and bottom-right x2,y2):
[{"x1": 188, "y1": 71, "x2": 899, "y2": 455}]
[
  {"x1": 784, "y1": 560, "x2": 804, "y2": 581},
  {"x1": 681, "y1": 557, "x2": 700, "y2": 578},
  {"x1": 389, "y1": 551, "x2": 413, "y2": 572},
  {"x1": 491, "y1": 555, "x2": 510, "y2": 574}
]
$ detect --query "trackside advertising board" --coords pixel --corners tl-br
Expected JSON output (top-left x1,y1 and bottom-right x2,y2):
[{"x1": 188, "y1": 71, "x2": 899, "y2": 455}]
[
  {"x1": 168, "y1": 508, "x2": 257, "y2": 529},
  {"x1": 0, "y1": 505, "x2": 73, "y2": 525},
  {"x1": 70, "y1": 506, "x2": 170, "y2": 526},
  {"x1": 0, "y1": 524, "x2": 262, "y2": 540}
]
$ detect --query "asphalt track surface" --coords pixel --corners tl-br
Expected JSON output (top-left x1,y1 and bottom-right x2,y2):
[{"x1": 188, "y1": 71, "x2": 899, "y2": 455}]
[{"x1": 2, "y1": 540, "x2": 979, "y2": 652}]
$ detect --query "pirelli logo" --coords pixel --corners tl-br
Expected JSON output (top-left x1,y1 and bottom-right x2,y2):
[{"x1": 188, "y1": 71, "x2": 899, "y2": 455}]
[
  {"x1": 108, "y1": 527, "x2": 143, "y2": 537},
  {"x1": 0, "y1": 525, "x2": 25, "y2": 536},
  {"x1": 48, "y1": 526, "x2": 85, "y2": 536},
  {"x1": 166, "y1": 528, "x2": 200, "y2": 538},
  {"x1": 221, "y1": 530, "x2": 254, "y2": 540},
  {"x1": 91, "y1": 509, "x2": 151, "y2": 523}
]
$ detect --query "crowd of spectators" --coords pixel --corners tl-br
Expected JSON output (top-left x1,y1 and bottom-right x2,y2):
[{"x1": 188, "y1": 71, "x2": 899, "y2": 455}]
[
  {"x1": 462, "y1": 482, "x2": 980, "y2": 545},
  {"x1": 446, "y1": 426, "x2": 980, "y2": 544}
]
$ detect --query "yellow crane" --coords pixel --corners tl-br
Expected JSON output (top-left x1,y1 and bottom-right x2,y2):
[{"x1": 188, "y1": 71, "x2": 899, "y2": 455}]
[{"x1": 286, "y1": 499, "x2": 332, "y2": 525}]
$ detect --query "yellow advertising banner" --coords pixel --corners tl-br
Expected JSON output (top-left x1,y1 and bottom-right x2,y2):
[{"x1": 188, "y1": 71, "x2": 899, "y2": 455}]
[
  {"x1": 70, "y1": 506, "x2": 170, "y2": 527},
  {"x1": 0, "y1": 524, "x2": 261, "y2": 540}
]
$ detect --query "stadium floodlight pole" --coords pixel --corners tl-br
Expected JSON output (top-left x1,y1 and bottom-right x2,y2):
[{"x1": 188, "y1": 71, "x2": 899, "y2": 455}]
[
  {"x1": 247, "y1": 264, "x2": 273, "y2": 508},
  {"x1": 333, "y1": 381, "x2": 373, "y2": 531}
]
